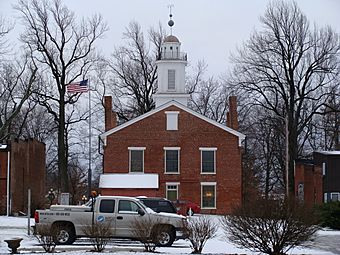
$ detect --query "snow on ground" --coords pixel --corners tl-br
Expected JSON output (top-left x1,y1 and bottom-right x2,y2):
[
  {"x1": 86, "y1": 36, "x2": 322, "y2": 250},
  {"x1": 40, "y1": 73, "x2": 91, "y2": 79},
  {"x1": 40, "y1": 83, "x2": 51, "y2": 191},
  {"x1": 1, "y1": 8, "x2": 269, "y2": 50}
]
[{"x1": 0, "y1": 215, "x2": 338, "y2": 255}]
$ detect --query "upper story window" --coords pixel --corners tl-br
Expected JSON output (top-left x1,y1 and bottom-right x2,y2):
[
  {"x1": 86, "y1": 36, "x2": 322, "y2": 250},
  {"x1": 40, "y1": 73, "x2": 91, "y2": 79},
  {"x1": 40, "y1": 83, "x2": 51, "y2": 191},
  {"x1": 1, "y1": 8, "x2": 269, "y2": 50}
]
[
  {"x1": 164, "y1": 147, "x2": 180, "y2": 174},
  {"x1": 165, "y1": 111, "x2": 179, "y2": 130},
  {"x1": 168, "y1": 69, "x2": 176, "y2": 90},
  {"x1": 128, "y1": 147, "x2": 145, "y2": 173},
  {"x1": 200, "y1": 148, "x2": 217, "y2": 174}
]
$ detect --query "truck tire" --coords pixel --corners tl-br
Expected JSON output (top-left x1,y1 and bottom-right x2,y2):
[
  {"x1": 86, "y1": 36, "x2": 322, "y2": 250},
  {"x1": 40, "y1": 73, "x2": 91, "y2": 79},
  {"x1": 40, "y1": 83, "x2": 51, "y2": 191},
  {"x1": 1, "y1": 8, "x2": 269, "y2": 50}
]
[
  {"x1": 154, "y1": 225, "x2": 175, "y2": 247},
  {"x1": 52, "y1": 223, "x2": 76, "y2": 245}
]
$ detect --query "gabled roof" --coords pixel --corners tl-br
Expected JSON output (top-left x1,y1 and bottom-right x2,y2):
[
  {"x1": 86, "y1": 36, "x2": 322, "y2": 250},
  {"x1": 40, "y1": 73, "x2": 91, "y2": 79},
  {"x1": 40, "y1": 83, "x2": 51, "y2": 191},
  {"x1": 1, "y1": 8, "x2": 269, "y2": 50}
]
[{"x1": 100, "y1": 100, "x2": 246, "y2": 146}]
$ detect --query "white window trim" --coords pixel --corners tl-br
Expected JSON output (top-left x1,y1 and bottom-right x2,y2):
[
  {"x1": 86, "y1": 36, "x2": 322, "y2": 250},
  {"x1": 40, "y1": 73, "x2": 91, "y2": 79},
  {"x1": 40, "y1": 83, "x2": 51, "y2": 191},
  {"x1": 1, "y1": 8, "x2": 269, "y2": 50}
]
[
  {"x1": 128, "y1": 147, "x2": 146, "y2": 150},
  {"x1": 330, "y1": 192, "x2": 340, "y2": 201},
  {"x1": 165, "y1": 111, "x2": 179, "y2": 131},
  {"x1": 166, "y1": 183, "x2": 179, "y2": 200},
  {"x1": 199, "y1": 147, "x2": 217, "y2": 151},
  {"x1": 164, "y1": 148, "x2": 180, "y2": 174},
  {"x1": 166, "y1": 182, "x2": 180, "y2": 185},
  {"x1": 200, "y1": 148, "x2": 216, "y2": 174},
  {"x1": 165, "y1": 111, "x2": 180, "y2": 115},
  {"x1": 163, "y1": 147, "x2": 181, "y2": 150},
  {"x1": 201, "y1": 182, "x2": 217, "y2": 209},
  {"x1": 128, "y1": 148, "x2": 145, "y2": 173}
]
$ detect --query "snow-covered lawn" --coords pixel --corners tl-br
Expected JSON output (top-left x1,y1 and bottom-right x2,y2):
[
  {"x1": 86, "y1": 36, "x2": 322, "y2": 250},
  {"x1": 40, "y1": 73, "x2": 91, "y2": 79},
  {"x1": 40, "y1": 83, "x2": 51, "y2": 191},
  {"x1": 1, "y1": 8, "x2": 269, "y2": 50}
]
[{"x1": 0, "y1": 215, "x2": 339, "y2": 254}]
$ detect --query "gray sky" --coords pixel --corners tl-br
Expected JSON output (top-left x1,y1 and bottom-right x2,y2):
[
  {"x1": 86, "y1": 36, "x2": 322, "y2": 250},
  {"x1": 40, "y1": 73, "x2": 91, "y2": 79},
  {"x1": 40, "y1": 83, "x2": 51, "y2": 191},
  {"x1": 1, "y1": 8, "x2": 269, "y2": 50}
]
[{"x1": 1, "y1": 0, "x2": 339, "y2": 77}]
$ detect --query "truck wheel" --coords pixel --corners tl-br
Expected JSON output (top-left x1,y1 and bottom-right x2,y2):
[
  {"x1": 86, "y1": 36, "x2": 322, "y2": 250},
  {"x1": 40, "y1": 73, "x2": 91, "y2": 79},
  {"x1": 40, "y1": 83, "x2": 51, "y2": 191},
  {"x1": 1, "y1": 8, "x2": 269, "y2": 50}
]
[
  {"x1": 52, "y1": 223, "x2": 76, "y2": 245},
  {"x1": 154, "y1": 226, "x2": 175, "y2": 247}
]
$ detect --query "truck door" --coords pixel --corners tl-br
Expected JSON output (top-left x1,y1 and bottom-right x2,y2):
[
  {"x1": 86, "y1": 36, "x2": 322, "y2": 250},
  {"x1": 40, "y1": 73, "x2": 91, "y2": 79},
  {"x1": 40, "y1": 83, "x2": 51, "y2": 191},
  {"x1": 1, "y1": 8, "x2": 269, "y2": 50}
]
[
  {"x1": 115, "y1": 199, "x2": 145, "y2": 237},
  {"x1": 95, "y1": 199, "x2": 117, "y2": 236}
]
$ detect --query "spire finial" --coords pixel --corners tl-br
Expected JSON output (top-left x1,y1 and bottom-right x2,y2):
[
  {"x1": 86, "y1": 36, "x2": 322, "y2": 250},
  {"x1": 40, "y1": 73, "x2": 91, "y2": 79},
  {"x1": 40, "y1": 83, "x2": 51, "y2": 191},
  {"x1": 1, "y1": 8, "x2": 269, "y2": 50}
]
[{"x1": 167, "y1": 4, "x2": 174, "y2": 35}]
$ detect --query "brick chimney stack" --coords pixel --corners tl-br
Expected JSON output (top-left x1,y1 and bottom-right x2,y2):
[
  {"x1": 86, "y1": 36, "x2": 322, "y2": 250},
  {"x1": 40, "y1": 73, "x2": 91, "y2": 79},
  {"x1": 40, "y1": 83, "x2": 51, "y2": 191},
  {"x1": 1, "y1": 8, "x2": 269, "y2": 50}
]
[
  {"x1": 227, "y1": 96, "x2": 239, "y2": 130},
  {"x1": 104, "y1": 96, "x2": 116, "y2": 131}
]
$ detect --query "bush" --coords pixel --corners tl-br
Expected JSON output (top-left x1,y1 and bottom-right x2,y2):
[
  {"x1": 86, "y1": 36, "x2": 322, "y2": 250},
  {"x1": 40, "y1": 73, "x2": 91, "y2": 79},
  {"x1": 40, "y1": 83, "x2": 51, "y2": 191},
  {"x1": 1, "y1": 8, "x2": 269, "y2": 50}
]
[
  {"x1": 81, "y1": 220, "x2": 114, "y2": 252},
  {"x1": 220, "y1": 198, "x2": 319, "y2": 255},
  {"x1": 34, "y1": 224, "x2": 56, "y2": 253},
  {"x1": 129, "y1": 216, "x2": 171, "y2": 252},
  {"x1": 183, "y1": 215, "x2": 218, "y2": 254},
  {"x1": 316, "y1": 201, "x2": 340, "y2": 230}
]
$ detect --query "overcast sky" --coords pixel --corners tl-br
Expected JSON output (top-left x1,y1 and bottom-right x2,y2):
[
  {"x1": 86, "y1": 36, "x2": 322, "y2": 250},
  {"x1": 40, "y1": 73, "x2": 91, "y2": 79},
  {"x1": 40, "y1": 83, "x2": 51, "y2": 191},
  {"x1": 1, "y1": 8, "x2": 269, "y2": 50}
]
[{"x1": 1, "y1": 0, "x2": 339, "y2": 77}]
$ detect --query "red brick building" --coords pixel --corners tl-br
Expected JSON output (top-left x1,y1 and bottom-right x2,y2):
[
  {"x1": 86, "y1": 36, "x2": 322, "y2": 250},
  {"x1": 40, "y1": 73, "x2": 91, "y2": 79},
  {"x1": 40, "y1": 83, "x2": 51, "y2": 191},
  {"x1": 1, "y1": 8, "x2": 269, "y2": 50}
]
[
  {"x1": 99, "y1": 30, "x2": 245, "y2": 214},
  {"x1": 0, "y1": 139, "x2": 46, "y2": 215}
]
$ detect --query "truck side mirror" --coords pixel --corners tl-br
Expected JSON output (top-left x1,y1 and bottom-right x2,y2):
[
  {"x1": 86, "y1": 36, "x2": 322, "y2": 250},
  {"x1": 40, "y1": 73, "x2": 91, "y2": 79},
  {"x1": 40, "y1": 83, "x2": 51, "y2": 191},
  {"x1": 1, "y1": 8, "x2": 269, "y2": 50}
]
[{"x1": 137, "y1": 208, "x2": 145, "y2": 216}]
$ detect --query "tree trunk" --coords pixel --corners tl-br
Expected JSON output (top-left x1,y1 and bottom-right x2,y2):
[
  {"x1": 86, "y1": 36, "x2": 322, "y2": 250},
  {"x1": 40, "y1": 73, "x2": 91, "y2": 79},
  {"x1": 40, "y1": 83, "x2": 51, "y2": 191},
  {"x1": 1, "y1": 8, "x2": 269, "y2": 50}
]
[{"x1": 58, "y1": 98, "x2": 69, "y2": 192}]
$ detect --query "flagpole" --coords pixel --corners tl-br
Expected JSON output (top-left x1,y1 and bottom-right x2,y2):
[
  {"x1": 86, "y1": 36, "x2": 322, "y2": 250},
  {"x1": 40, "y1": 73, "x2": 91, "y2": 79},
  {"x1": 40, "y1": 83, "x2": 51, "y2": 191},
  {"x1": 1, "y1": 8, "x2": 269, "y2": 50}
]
[{"x1": 88, "y1": 79, "x2": 92, "y2": 199}]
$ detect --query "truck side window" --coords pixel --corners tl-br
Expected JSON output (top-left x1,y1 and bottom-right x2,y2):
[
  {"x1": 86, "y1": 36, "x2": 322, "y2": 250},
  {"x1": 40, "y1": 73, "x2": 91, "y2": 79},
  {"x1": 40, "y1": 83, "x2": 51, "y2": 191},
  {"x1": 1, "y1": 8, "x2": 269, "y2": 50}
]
[
  {"x1": 118, "y1": 200, "x2": 139, "y2": 213},
  {"x1": 100, "y1": 199, "x2": 115, "y2": 213}
]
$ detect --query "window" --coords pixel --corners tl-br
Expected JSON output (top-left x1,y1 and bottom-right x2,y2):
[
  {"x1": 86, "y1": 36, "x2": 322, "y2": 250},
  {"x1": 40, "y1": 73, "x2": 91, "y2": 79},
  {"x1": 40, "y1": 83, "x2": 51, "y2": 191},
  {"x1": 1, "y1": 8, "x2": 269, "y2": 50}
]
[
  {"x1": 331, "y1": 193, "x2": 340, "y2": 202},
  {"x1": 164, "y1": 147, "x2": 180, "y2": 173},
  {"x1": 200, "y1": 148, "x2": 217, "y2": 173},
  {"x1": 99, "y1": 199, "x2": 115, "y2": 213},
  {"x1": 166, "y1": 183, "x2": 179, "y2": 201},
  {"x1": 165, "y1": 111, "x2": 179, "y2": 130},
  {"x1": 128, "y1": 147, "x2": 145, "y2": 172},
  {"x1": 118, "y1": 200, "x2": 140, "y2": 213},
  {"x1": 168, "y1": 69, "x2": 175, "y2": 90},
  {"x1": 201, "y1": 183, "x2": 216, "y2": 209}
]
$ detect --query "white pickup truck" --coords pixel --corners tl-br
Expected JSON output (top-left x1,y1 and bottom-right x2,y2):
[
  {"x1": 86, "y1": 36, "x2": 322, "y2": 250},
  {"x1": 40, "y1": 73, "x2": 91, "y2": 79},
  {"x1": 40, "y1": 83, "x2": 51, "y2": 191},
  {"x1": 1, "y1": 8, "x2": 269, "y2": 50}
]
[{"x1": 34, "y1": 196, "x2": 186, "y2": 246}]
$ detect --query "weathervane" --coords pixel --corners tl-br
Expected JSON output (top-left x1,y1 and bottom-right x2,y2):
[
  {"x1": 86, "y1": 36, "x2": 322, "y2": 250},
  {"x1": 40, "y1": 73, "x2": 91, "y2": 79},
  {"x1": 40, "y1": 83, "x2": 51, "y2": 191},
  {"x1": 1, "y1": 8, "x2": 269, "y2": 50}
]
[{"x1": 168, "y1": 4, "x2": 174, "y2": 35}]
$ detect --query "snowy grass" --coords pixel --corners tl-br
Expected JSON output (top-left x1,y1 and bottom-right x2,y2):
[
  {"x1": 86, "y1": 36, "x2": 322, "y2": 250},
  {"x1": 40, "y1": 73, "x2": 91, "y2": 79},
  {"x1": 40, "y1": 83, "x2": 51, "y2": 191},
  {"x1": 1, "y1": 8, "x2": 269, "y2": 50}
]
[{"x1": 0, "y1": 215, "x2": 338, "y2": 254}]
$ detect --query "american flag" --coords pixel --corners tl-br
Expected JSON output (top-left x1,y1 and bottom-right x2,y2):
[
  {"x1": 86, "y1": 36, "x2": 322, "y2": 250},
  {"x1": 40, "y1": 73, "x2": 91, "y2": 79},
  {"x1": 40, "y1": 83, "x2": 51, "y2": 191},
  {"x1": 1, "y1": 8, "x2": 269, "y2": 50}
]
[{"x1": 66, "y1": 79, "x2": 89, "y2": 93}]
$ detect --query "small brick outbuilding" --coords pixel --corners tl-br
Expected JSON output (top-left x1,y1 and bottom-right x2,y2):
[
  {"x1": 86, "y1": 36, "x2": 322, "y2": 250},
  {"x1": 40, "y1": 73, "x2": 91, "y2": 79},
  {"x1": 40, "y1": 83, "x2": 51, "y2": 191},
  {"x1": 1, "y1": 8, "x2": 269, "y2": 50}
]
[{"x1": 0, "y1": 139, "x2": 45, "y2": 215}]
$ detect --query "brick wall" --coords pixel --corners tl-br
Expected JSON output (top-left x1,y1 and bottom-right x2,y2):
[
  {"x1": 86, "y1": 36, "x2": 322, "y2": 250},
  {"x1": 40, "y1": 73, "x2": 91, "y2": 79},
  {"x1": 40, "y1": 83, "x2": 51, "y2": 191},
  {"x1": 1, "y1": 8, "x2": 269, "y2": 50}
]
[
  {"x1": 0, "y1": 139, "x2": 46, "y2": 215},
  {"x1": 103, "y1": 105, "x2": 242, "y2": 214}
]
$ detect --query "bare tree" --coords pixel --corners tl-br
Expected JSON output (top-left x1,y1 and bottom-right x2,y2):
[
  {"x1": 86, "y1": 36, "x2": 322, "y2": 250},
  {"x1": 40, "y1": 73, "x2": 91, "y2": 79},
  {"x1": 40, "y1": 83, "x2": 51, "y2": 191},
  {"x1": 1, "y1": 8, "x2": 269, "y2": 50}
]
[
  {"x1": 108, "y1": 21, "x2": 165, "y2": 121},
  {"x1": 0, "y1": 58, "x2": 37, "y2": 140},
  {"x1": 228, "y1": 0, "x2": 340, "y2": 195},
  {"x1": 68, "y1": 158, "x2": 87, "y2": 205},
  {"x1": 188, "y1": 70, "x2": 229, "y2": 123},
  {"x1": 183, "y1": 215, "x2": 218, "y2": 254},
  {"x1": 0, "y1": 16, "x2": 14, "y2": 55},
  {"x1": 15, "y1": 0, "x2": 107, "y2": 192},
  {"x1": 221, "y1": 198, "x2": 319, "y2": 255}
]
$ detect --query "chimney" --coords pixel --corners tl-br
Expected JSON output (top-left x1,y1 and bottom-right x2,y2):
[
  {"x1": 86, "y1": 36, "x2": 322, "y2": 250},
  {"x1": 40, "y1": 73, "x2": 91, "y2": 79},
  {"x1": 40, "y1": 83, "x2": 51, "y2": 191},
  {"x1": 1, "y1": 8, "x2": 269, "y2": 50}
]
[
  {"x1": 227, "y1": 96, "x2": 239, "y2": 130},
  {"x1": 104, "y1": 96, "x2": 116, "y2": 131}
]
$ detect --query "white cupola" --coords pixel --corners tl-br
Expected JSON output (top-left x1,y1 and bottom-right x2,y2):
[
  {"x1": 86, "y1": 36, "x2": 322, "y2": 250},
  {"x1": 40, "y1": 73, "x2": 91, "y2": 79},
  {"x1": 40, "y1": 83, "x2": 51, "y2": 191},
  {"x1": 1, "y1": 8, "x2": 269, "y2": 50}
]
[{"x1": 154, "y1": 13, "x2": 189, "y2": 107}]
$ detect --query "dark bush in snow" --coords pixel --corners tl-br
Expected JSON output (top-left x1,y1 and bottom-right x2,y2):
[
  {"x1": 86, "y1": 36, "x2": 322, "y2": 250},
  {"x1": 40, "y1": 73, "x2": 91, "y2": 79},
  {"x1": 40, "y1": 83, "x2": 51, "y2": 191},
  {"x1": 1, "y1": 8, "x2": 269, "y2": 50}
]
[{"x1": 221, "y1": 198, "x2": 319, "y2": 255}]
